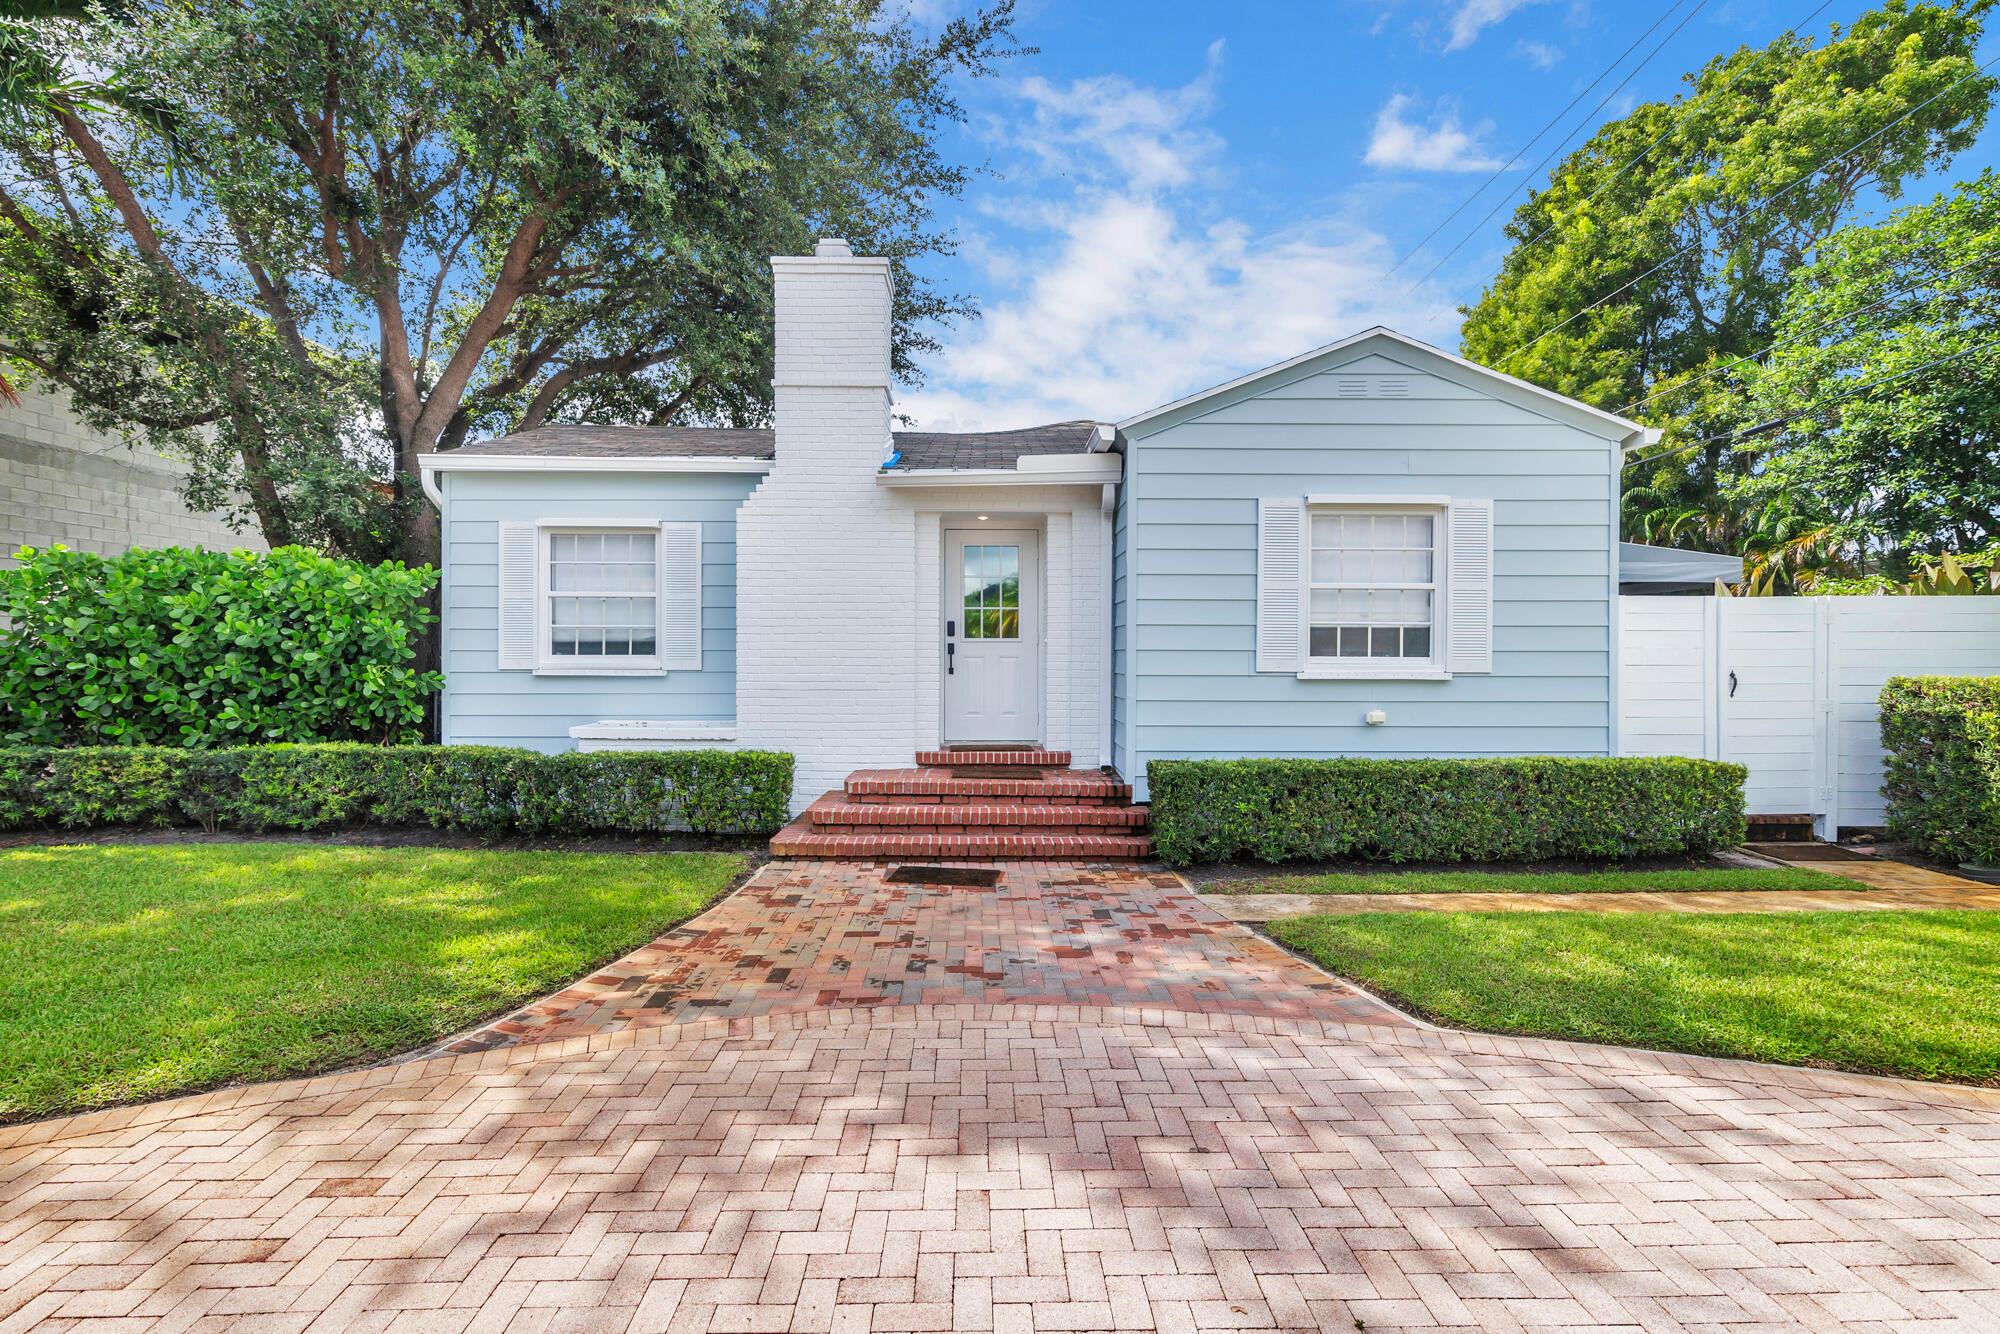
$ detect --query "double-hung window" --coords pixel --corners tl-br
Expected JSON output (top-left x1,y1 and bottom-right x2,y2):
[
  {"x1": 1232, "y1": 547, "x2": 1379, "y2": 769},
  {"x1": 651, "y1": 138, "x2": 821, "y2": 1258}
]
[
  {"x1": 494, "y1": 519, "x2": 702, "y2": 674},
  {"x1": 548, "y1": 530, "x2": 659, "y2": 661},
  {"x1": 1306, "y1": 510, "x2": 1437, "y2": 665},
  {"x1": 1257, "y1": 495, "x2": 1493, "y2": 679}
]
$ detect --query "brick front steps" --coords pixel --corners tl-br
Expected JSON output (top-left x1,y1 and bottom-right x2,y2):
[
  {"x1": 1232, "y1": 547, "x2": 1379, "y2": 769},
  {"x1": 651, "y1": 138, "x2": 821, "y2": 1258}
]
[{"x1": 771, "y1": 750, "x2": 1152, "y2": 859}]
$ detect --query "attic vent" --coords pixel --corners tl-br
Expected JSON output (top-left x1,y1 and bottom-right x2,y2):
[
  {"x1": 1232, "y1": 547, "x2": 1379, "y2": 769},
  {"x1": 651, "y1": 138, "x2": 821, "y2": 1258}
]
[{"x1": 1334, "y1": 376, "x2": 1413, "y2": 398}]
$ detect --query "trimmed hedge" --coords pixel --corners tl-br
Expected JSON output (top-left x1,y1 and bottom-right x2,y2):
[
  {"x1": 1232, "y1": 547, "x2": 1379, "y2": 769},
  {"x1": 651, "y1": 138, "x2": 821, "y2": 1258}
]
[
  {"x1": 1146, "y1": 756, "x2": 1747, "y2": 866},
  {"x1": 0, "y1": 545, "x2": 443, "y2": 747},
  {"x1": 1880, "y1": 676, "x2": 2000, "y2": 864},
  {"x1": 0, "y1": 744, "x2": 794, "y2": 838}
]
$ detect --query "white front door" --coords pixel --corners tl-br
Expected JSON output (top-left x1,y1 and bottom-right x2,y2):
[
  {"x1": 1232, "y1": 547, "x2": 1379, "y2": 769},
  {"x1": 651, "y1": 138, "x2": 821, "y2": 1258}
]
[{"x1": 944, "y1": 529, "x2": 1040, "y2": 744}]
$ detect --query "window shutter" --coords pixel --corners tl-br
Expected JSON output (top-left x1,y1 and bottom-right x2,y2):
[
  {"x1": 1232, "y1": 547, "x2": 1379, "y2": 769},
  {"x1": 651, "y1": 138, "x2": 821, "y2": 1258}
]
[
  {"x1": 658, "y1": 521, "x2": 703, "y2": 670},
  {"x1": 1256, "y1": 498, "x2": 1305, "y2": 672},
  {"x1": 496, "y1": 522, "x2": 539, "y2": 669},
  {"x1": 1446, "y1": 499, "x2": 1494, "y2": 674}
]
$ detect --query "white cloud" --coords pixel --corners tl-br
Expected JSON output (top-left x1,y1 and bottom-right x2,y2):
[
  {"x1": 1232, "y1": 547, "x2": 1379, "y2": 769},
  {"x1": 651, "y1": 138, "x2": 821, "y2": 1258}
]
[
  {"x1": 1444, "y1": 0, "x2": 1551, "y2": 51},
  {"x1": 1513, "y1": 38, "x2": 1563, "y2": 69},
  {"x1": 1363, "y1": 94, "x2": 1503, "y2": 172},
  {"x1": 898, "y1": 53, "x2": 1458, "y2": 431}
]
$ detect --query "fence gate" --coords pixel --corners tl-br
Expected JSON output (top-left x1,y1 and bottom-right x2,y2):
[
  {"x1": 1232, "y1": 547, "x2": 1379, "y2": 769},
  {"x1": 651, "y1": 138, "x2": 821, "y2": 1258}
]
[{"x1": 1619, "y1": 596, "x2": 2000, "y2": 836}]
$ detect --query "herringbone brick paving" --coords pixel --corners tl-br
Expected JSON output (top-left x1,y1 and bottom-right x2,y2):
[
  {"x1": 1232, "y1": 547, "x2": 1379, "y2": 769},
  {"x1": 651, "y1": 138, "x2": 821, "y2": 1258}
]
[
  {"x1": 422, "y1": 862, "x2": 1399, "y2": 1055},
  {"x1": 4, "y1": 863, "x2": 2000, "y2": 1332}
]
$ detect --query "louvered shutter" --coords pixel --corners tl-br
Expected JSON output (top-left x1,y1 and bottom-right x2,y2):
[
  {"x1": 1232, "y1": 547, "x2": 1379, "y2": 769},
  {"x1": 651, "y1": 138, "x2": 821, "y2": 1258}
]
[
  {"x1": 1446, "y1": 499, "x2": 1494, "y2": 674},
  {"x1": 1256, "y1": 499, "x2": 1305, "y2": 673},
  {"x1": 496, "y1": 522, "x2": 539, "y2": 669},
  {"x1": 657, "y1": 522, "x2": 703, "y2": 670}
]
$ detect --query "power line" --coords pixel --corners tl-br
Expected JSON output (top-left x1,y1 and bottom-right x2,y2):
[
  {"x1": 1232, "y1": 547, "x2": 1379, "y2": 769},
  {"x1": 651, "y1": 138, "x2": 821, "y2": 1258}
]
[
  {"x1": 1623, "y1": 336, "x2": 2000, "y2": 466},
  {"x1": 1502, "y1": 0, "x2": 1836, "y2": 269},
  {"x1": 1381, "y1": 0, "x2": 1696, "y2": 283},
  {"x1": 1403, "y1": 0, "x2": 1713, "y2": 297},
  {"x1": 1614, "y1": 248, "x2": 2000, "y2": 416},
  {"x1": 1491, "y1": 52, "x2": 2000, "y2": 369}
]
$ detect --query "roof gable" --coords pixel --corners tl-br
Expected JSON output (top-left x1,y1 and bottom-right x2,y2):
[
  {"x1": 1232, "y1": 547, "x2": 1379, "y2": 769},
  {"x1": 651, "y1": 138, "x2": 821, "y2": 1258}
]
[{"x1": 1116, "y1": 327, "x2": 1649, "y2": 445}]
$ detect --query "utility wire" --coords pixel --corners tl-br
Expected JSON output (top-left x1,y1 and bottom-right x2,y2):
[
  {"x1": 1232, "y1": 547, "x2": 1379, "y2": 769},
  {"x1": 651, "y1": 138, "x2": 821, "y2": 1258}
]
[
  {"x1": 1501, "y1": 0, "x2": 1836, "y2": 268},
  {"x1": 1614, "y1": 249, "x2": 2000, "y2": 416},
  {"x1": 1381, "y1": 0, "x2": 1695, "y2": 283},
  {"x1": 1491, "y1": 53, "x2": 2000, "y2": 369},
  {"x1": 1404, "y1": 0, "x2": 1713, "y2": 296},
  {"x1": 1623, "y1": 336, "x2": 2000, "y2": 466}
]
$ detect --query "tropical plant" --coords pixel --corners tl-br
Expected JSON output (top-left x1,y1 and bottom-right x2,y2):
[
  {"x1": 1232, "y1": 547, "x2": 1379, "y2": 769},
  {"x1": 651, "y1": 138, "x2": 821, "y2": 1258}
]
[{"x1": 1722, "y1": 171, "x2": 2000, "y2": 573}]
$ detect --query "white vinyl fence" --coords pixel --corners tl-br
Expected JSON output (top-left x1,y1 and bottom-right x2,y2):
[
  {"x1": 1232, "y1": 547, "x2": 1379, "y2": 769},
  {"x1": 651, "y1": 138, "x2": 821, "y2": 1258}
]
[{"x1": 1619, "y1": 596, "x2": 2000, "y2": 837}]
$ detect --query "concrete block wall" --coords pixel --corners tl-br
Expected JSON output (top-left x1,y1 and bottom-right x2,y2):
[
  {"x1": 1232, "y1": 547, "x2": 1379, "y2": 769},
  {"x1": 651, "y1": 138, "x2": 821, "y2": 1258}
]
[
  {"x1": 735, "y1": 241, "x2": 915, "y2": 807},
  {"x1": 0, "y1": 383, "x2": 265, "y2": 563}
]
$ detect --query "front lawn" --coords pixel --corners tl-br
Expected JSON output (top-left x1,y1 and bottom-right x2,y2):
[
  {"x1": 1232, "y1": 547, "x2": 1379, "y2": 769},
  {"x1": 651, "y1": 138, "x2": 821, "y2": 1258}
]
[
  {"x1": 1201, "y1": 866, "x2": 1850, "y2": 894},
  {"x1": 0, "y1": 844, "x2": 743, "y2": 1122},
  {"x1": 1271, "y1": 910, "x2": 2000, "y2": 1085}
]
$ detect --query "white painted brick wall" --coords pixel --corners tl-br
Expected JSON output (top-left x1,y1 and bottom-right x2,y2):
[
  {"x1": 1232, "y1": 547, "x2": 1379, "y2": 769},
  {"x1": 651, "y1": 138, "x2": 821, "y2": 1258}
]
[
  {"x1": 736, "y1": 241, "x2": 1112, "y2": 811},
  {"x1": 0, "y1": 384, "x2": 265, "y2": 564},
  {"x1": 736, "y1": 243, "x2": 915, "y2": 807}
]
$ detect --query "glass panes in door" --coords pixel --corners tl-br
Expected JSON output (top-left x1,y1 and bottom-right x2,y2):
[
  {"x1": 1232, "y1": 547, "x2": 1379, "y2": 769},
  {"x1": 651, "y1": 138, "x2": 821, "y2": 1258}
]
[
  {"x1": 962, "y1": 544, "x2": 1020, "y2": 639},
  {"x1": 550, "y1": 531, "x2": 658, "y2": 656}
]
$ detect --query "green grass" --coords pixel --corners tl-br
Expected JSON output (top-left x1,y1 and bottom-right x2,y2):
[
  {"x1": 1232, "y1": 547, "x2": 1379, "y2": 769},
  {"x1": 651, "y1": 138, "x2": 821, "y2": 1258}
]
[
  {"x1": 1271, "y1": 910, "x2": 2000, "y2": 1084},
  {"x1": 0, "y1": 844, "x2": 744, "y2": 1122},
  {"x1": 1210, "y1": 866, "x2": 1851, "y2": 894}
]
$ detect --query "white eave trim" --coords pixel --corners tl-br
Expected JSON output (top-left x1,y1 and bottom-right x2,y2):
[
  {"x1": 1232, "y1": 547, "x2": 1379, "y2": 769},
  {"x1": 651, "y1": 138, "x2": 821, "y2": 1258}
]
[
  {"x1": 419, "y1": 453, "x2": 773, "y2": 474},
  {"x1": 876, "y1": 455, "x2": 1124, "y2": 488},
  {"x1": 416, "y1": 451, "x2": 773, "y2": 508},
  {"x1": 1115, "y1": 326, "x2": 1647, "y2": 443}
]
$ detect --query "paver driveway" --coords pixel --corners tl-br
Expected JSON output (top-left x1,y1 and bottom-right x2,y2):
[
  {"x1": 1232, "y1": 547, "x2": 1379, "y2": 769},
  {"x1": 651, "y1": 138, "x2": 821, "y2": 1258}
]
[{"x1": 4, "y1": 862, "x2": 2000, "y2": 1333}]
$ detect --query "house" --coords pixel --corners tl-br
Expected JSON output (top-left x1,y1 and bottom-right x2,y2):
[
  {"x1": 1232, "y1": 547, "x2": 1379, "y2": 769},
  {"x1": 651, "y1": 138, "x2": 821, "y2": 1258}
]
[
  {"x1": 0, "y1": 382, "x2": 264, "y2": 565},
  {"x1": 418, "y1": 239, "x2": 1662, "y2": 855}
]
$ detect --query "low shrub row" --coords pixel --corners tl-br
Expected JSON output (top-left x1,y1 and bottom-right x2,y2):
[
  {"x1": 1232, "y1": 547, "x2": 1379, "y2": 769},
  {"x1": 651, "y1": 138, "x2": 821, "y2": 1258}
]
[
  {"x1": 0, "y1": 745, "x2": 794, "y2": 838},
  {"x1": 1880, "y1": 676, "x2": 2000, "y2": 865},
  {"x1": 1146, "y1": 755, "x2": 1747, "y2": 866}
]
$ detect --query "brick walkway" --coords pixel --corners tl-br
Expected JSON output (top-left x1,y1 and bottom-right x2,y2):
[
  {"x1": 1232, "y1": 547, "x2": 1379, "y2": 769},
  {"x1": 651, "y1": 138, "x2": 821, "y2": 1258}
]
[
  {"x1": 5, "y1": 862, "x2": 2000, "y2": 1332},
  {"x1": 423, "y1": 862, "x2": 1403, "y2": 1055}
]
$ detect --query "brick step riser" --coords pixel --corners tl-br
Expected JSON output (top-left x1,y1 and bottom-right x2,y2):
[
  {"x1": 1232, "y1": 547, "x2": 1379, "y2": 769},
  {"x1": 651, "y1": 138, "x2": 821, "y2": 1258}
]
[
  {"x1": 914, "y1": 748, "x2": 1071, "y2": 769},
  {"x1": 810, "y1": 807, "x2": 1149, "y2": 830},
  {"x1": 802, "y1": 823, "x2": 1143, "y2": 838},
  {"x1": 771, "y1": 835, "x2": 1156, "y2": 858},
  {"x1": 846, "y1": 793, "x2": 1122, "y2": 807}
]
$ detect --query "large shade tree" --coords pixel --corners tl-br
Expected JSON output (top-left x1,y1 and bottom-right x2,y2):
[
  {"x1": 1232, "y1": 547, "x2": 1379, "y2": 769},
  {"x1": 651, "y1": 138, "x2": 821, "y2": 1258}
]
[
  {"x1": 1455, "y1": 0, "x2": 1992, "y2": 575},
  {"x1": 1724, "y1": 170, "x2": 2000, "y2": 575},
  {"x1": 0, "y1": 0, "x2": 1019, "y2": 563}
]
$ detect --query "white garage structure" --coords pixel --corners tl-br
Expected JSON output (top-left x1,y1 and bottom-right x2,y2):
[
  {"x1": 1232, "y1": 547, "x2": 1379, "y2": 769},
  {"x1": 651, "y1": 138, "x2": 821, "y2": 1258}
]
[{"x1": 1620, "y1": 596, "x2": 2000, "y2": 838}]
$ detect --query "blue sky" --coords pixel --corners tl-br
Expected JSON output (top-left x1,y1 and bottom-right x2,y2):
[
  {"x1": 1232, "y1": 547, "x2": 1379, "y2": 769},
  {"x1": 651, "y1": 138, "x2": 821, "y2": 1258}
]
[{"x1": 896, "y1": 0, "x2": 2000, "y2": 430}]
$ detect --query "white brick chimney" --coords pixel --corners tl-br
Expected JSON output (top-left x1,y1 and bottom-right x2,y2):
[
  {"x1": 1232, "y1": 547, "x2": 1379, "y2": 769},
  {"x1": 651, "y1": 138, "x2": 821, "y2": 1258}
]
[{"x1": 735, "y1": 240, "x2": 917, "y2": 808}]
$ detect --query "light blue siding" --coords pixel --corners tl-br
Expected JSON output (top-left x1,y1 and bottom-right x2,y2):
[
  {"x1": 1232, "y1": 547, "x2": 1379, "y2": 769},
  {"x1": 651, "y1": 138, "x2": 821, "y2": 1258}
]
[
  {"x1": 438, "y1": 470, "x2": 759, "y2": 750},
  {"x1": 1117, "y1": 344, "x2": 1622, "y2": 800},
  {"x1": 1111, "y1": 464, "x2": 1130, "y2": 775}
]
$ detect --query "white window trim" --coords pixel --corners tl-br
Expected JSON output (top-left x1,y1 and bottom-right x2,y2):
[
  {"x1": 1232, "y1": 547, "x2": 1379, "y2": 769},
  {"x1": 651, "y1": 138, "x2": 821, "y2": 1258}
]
[
  {"x1": 533, "y1": 520, "x2": 669, "y2": 676},
  {"x1": 1298, "y1": 497, "x2": 1452, "y2": 682}
]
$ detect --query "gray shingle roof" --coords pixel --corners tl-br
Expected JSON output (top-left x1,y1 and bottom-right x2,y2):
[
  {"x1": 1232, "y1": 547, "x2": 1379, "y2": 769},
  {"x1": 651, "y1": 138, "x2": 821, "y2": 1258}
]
[
  {"x1": 449, "y1": 420, "x2": 1103, "y2": 470},
  {"x1": 455, "y1": 425, "x2": 776, "y2": 459},
  {"x1": 888, "y1": 421, "x2": 1099, "y2": 470}
]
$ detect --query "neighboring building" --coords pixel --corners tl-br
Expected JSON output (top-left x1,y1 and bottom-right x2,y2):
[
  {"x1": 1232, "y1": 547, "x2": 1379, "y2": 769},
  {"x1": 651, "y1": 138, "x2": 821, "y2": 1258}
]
[
  {"x1": 420, "y1": 239, "x2": 1683, "y2": 846},
  {"x1": 0, "y1": 383, "x2": 264, "y2": 564}
]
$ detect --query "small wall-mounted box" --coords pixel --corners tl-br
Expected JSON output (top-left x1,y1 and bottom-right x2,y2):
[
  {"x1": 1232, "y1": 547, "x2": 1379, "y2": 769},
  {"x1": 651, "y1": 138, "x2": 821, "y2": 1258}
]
[{"x1": 1364, "y1": 709, "x2": 1388, "y2": 726}]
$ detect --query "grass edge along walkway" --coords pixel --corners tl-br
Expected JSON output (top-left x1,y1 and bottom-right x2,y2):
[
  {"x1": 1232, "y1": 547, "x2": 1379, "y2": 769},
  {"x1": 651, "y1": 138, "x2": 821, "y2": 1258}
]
[
  {"x1": 0, "y1": 843, "x2": 746, "y2": 1123},
  {"x1": 1269, "y1": 908, "x2": 2000, "y2": 1086},
  {"x1": 1201, "y1": 866, "x2": 1853, "y2": 895}
]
